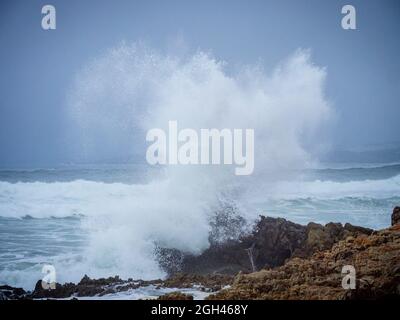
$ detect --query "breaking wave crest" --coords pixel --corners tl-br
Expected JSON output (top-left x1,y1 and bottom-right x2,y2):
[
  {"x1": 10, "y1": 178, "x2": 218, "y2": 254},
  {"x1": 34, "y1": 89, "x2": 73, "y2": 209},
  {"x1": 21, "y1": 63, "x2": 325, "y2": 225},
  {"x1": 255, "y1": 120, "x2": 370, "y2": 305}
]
[{"x1": 1, "y1": 44, "x2": 335, "y2": 287}]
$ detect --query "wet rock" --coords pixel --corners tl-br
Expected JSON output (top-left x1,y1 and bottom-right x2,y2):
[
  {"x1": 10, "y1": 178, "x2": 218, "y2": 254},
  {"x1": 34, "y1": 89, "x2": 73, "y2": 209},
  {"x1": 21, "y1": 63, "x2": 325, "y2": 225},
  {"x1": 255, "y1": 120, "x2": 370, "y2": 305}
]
[
  {"x1": 75, "y1": 275, "x2": 125, "y2": 297},
  {"x1": 0, "y1": 285, "x2": 27, "y2": 300},
  {"x1": 31, "y1": 280, "x2": 76, "y2": 299},
  {"x1": 247, "y1": 217, "x2": 308, "y2": 269},
  {"x1": 159, "y1": 216, "x2": 373, "y2": 276},
  {"x1": 158, "y1": 217, "x2": 308, "y2": 275},
  {"x1": 157, "y1": 292, "x2": 193, "y2": 300},
  {"x1": 31, "y1": 275, "x2": 126, "y2": 298},
  {"x1": 78, "y1": 274, "x2": 123, "y2": 286},
  {"x1": 207, "y1": 224, "x2": 400, "y2": 300},
  {"x1": 4, "y1": 210, "x2": 394, "y2": 300},
  {"x1": 292, "y1": 222, "x2": 373, "y2": 258},
  {"x1": 344, "y1": 223, "x2": 374, "y2": 235},
  {"x1": 28, "y1": 274, "x2": 214, "y2": 299},
  {"x1": 161, "y1": 273, "x2": 233, "y2": 292}
]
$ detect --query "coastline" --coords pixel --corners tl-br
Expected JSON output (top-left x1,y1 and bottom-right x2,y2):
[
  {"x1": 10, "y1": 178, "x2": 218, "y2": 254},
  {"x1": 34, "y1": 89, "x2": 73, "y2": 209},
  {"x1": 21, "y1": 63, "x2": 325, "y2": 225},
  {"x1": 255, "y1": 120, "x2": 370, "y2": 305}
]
[{"x1": 1, "y1": 207, "x2": 399, "y2": 300}]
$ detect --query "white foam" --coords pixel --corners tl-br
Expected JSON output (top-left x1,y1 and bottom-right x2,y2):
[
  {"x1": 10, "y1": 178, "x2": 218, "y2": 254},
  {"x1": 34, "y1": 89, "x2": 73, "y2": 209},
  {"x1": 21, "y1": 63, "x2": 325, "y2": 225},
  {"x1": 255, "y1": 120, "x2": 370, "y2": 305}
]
[
  {"x1": 1, "y1": 44, "x2": 333, "y2": 287},
  {"x1": 270, "y1": 174, "x2": 400, "y2": 200}
]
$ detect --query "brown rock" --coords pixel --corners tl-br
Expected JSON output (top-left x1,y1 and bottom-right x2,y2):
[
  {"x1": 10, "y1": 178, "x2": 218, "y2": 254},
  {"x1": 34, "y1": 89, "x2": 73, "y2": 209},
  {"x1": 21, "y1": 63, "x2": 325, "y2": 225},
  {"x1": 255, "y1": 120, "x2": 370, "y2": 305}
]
[
  {"x1": 157, "y1": 291, "x2": 193, "y2": 300},
  {"x1": 161, "y1": 273, "x2": 233, "y2": 292},
  {"x1": 207, "y1": 225, "x2": 400, "y2": 300},
  {"x1": 159, "y1": 216, "x2": 308, "y2": 275},
  {"x1": 159, "y1": 216, "x2": 373, "y2": 276}
]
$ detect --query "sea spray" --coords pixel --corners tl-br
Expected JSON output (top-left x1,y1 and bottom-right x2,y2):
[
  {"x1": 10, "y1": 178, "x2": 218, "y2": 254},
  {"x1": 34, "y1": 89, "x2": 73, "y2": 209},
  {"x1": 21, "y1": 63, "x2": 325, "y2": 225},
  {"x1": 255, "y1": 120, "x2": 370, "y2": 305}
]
[
  {"x1": 1, "y1": 171, "x2": 400, "y2": 288},
  {"x1": 7, "y1": 43, "x2": 332, "y2": 284}
]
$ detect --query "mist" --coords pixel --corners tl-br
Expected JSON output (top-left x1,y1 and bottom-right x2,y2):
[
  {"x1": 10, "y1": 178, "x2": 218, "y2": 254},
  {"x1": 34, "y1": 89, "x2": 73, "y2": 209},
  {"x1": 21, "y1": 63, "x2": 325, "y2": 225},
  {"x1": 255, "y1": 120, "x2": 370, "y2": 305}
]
[{"x1": 0, "y1": 0, "x2": 400, "y2": 167}]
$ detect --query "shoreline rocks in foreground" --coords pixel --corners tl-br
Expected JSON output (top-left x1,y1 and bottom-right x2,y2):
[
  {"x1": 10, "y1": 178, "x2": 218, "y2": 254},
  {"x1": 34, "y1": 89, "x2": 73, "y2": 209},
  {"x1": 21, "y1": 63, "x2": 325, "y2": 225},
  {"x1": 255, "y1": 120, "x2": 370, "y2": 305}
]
[
  {"x1": 207, "y1": 206, "x2": 399, "y2": 300},
  {"x1": 209, "y1": 225, "x2": 400, "y2": 299},
  {"x1": 1, "y1": 207, "x2": 399, "y2": 300},
  {"x1": 158, "y1": 217, "x2": 373, "y2": 276},
  {"x1": 0, "y1": 273, "x2": 233, "y2": 300}
]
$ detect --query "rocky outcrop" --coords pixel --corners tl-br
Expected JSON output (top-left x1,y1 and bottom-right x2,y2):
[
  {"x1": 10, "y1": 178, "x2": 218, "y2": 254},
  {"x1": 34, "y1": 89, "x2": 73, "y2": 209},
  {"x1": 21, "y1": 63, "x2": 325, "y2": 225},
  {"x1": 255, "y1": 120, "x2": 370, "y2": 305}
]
[
  {"x1": 0, "y1": 285, "x2": 27, "y2": 300},
  {"x1": 292, "y1": 221, "x2": 373, "y2": 258},
  {"x1": 392, "y1": 206, "x2": 400, "y2": 226},
  {"x1": 22, "y1": 273, "x2": 229, "y2": 299},
  {"x1": 207, "y1": 224, "x2": 400, "y2": 300},
  {"x1": 159, "y1": 216, "x2": 373, "y2": 276},
  {"x1": 1, "y1": 211, "x2": 395, "y2": 301},
  {"x1": 161, "y1": 273, "x2": 233, "y2": 292},
  {"x1": 157, "y1": 292, "x2": 193, "y2": 300},
  {"x1": 29, "y1": 275, "x2": 166, "y2": 299}
]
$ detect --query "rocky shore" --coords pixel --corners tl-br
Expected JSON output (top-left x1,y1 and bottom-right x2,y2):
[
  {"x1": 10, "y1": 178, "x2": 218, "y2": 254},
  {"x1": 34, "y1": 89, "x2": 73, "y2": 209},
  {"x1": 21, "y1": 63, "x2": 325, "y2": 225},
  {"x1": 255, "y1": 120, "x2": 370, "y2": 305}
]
[{"x1": 1, "y1": 207, "x2": 399, "y2": 300}]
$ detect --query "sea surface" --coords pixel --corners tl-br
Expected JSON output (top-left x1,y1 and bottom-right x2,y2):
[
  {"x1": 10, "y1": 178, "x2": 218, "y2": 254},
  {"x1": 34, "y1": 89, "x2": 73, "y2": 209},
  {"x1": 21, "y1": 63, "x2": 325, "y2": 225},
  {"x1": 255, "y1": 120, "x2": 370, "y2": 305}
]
[{"x1": 0, "y1": 163, "x2": 399, "y2": 293}]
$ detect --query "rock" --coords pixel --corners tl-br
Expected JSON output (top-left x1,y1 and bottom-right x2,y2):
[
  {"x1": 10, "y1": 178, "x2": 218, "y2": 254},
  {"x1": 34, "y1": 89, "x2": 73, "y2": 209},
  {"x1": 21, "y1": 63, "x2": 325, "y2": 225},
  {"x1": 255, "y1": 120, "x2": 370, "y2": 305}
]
[
  {"x1": 292, "y1": 222, "x2": 373, "y2": 258},
  {"x1": 344, "y1": 223, "x2": 374, "y2": 235},
  {"x1": 31, "y1": 280, "x2": 76, "y2": 299},
  {"x1": 392, "y1": 207, "x2": 400, "y2": 226},
  {"x1": 157, "y1": 292, "x2": 193, "y2": 300},
  {"x1": 4, "y1": 209, "x2": 395, "y2": 300},
  {"x1": 31, "y1": 275, "x2": 127, "y2": 298},
  {"x1": 78, "y1": 274, "x2": 123, "y2": 286},
  {"x1": 159, "y1": 216, "x2": 373, "y2": 276},
  {"x1": 158, "y1": 217, "x2": 308, "y2": 275},
  {"x1": 28, "y1": 273, "x2": 229, "y2": 299},
  {"x1": 0, "y1": 285, "x2": 27, "y2": 300},
  {"x1": 248, "y1": 217, "x2": 308, "y2": 269},
  {"x1": 161, "y1": 273, "x2": 233, "y2": 292},
  {"x1": 207, "y1": 224, "x2": 400, "y2": 300}
]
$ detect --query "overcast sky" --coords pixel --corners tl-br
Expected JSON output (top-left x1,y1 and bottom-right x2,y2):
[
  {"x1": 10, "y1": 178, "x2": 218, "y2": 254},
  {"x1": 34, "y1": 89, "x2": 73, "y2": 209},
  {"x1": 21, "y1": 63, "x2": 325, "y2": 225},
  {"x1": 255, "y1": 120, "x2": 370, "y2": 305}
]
[{"x1": 0, "y1": 0, "x2": 399, "y2": 167}]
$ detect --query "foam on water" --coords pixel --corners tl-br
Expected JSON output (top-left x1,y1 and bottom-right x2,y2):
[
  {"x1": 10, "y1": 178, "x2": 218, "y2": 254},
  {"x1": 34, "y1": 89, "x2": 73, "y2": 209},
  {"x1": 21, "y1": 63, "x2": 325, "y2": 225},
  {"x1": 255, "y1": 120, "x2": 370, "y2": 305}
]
[
  {"x1": 3, "y1": 44, "x2": 397, "y2": 290},
  {"x1": 1, "y1": 171, "x2": 399, "y2": 289}
]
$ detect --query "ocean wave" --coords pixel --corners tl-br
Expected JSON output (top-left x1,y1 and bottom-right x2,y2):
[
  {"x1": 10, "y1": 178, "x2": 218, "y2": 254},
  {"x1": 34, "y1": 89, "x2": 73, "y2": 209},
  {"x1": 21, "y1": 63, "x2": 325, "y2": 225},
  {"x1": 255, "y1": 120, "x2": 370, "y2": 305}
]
[
  {"x1": 0, "y1": 174, "x2": 399, "y2": 220},
  {"x1": 308, "y1": 163, "x2": 400, "y2": 182},
  {"x1": 270, "y1": 174, "x2": 400, "y2": 200},
  {"x1": 2, "y1": 176, "x2": 399, "y2": 289},
  {"x1": 1, "y1": 45, "x2": 397, "y2": 289}
]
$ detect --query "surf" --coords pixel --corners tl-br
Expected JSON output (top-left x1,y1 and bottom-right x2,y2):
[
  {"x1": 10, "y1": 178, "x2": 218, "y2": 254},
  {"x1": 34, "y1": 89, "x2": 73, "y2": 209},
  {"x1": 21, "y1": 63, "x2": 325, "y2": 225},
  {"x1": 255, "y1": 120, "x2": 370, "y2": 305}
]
[{"x1": 2, "y1": 43, "x2": 336, "y2": 288}]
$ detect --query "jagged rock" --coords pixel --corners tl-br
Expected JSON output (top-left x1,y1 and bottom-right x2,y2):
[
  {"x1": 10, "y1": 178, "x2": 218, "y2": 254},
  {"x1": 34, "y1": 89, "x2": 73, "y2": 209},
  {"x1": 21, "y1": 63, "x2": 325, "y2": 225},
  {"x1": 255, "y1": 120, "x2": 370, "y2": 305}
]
[
  {"x1": 0, "y1": 285, "x2": 27, "y2": 300},
  {"x1": 31, "y1": 280, "x2": 76, "y2": 299},
  {"x1": 207, "y1": 224, "x2": 400, "y2": 300},
  {"x1": 31, "y1": 275, "x2": 127, "y2": 298},
  {"x1": 161, "y1": 273, "x2": 233, "y2": 292},
  {"x1": 28, "y1": 273, "x2": 227, "y2": 299},
  {"x1": 157, "y1": 292, "x2": 193, "y2": 300},
  {"x1": 3, "y1": 210, "x2": 395, "y2": 300},
  {"x1": 344, "y1": 223, "x2": 374, "y2": 235},
  {"x1": 158, "y1": 217, "x2": 307, "y2": 275},
  {"x1": 292, "y1": 222, "x2": 373, "y2": 258},
  {"x1": 78, "y1": 274, "x2": 123, "y2": 286},
  {"x1": 392, "y1": 207, "x2": 400, "y2": 226},
  {"x1": 159, "y1": 216, "x2": 373, "y2": 275}
]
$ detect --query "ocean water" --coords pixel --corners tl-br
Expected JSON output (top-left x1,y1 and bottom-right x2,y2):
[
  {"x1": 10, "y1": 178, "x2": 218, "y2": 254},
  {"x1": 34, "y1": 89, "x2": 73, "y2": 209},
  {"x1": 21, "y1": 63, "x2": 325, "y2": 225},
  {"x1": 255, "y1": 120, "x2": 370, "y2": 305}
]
[
  {"x1": 1, "y1": 46, "x2": 399, "y2": 294},
  {"x1": 0, "y1": 163, "x2": 399, "y2": 292}
]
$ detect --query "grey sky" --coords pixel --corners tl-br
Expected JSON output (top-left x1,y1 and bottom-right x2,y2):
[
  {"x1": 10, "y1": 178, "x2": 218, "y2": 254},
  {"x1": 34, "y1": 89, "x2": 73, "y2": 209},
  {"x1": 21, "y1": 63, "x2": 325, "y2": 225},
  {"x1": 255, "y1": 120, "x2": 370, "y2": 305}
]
[{"x1": 0, "y1": 0, "x2": 399, "y2": 167}]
